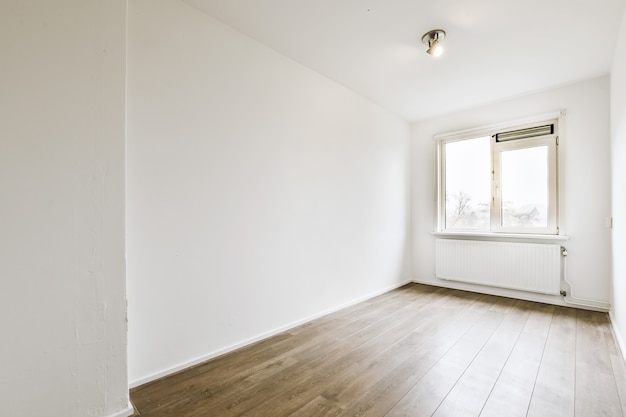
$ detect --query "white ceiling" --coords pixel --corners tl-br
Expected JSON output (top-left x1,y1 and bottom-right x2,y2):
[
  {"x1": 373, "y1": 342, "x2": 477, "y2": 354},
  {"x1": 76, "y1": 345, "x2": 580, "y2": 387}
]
[{"x1": 183, "y1": 0, "x2": 625, "y2": 121}]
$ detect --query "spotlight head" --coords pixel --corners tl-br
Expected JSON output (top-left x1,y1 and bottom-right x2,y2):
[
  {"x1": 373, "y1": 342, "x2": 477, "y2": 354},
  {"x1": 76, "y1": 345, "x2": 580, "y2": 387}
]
[
  {"x1": 427, "y1": 39, "x2": 443, "y2": 56},
  {"x1": 421, "y1": 29, "x2": 446, "y2": 56}
]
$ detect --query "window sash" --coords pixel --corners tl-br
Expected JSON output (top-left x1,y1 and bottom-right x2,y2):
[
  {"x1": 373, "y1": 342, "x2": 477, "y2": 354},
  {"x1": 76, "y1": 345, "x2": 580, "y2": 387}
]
[{"x1": 491, "y1": 135, "x2": 558, "y2": 234}]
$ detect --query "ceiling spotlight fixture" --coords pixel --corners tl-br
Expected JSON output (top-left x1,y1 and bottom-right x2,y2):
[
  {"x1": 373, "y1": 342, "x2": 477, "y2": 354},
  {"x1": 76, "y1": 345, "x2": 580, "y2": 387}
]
[{"x1": 421, "y1": 29, "x2": 446, "y2": 57}]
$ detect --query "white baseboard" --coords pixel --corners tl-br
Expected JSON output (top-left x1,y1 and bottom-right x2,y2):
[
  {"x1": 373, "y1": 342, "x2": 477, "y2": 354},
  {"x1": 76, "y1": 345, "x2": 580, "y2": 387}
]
[
  {"x1": 107, "y1": 403, "x2": 134, "y2": 417},
  {"x1": 129, "y1": 279, "x2": 412, "y2": 388},
  {"x1": 412, "y1": 278, "x2": 610, "y2": 312},
  {"x1": 609, "y1": 311, "x2": 626, "y2": 364}
]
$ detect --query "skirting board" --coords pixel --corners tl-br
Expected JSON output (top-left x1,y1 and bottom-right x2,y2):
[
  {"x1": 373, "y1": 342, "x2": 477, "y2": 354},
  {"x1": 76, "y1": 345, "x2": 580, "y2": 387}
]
[
  {"x1": 412, "y1": 278, "x2": 610, "y2": 312},
  {"x1": 129, "y1": 279, "x2": 412, "y2": 388},
  {"x1": 106, "y1": 403, "x2": 134, "y2": 417}
]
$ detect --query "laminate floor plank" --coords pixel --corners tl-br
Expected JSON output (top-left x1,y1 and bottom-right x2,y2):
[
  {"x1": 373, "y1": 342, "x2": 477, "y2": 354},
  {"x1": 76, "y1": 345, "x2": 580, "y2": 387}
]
[
  {"x1": 597, "y1": 312, "x2": 626, "y2": 417},
  {"x1": 319, "y1": 292, "x2": 490, "y2": 408},
  {"x1": 384, "y1": 298, "x2": 519, "y2": 417},
  {"x1": 242, "y1": 289, "x2": 491, "y2": 416},
  {"x1": 526, "y1": 306, "x2": 577, "y2": 417},
  {"x1": 130, "y1": 284, "x2": 626, "y2": 417},
  {"x1": 610, "y1": 352, "x2": 626, "y2": 416},
  {"x1": 478, "y1": 302, "x2": 555, "y2": 417},
  {"x1": 333, "y1": 294, "x2": 509, "y2": 417},
  {"x1": 431, "y1": 300, "x2": 533, "y2": 417},
  {"x1": 575, "y1": 310, "x2": 624, "y2": 417},
  {"x1": 606, "y1": 321, "x2": 626, "y2": 415},
  {"x1": 289, "y1": 396, "x2": 343, "y2": 417}
]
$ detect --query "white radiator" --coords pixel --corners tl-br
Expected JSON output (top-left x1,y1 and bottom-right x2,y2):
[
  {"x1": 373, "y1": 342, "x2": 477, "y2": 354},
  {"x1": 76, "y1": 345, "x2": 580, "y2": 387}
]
[{"x1": 435, "y1": 239, "x2": 561, "y2": 295}]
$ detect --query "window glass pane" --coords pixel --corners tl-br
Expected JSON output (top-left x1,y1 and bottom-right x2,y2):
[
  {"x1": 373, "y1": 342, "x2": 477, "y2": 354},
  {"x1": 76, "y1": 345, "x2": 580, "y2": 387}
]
[
  {"x1": 500, "y1": 146, "x2": 548, "y2": 228},
  {"x1": 445, "y1": 136, "x2": 491, "y2": 230}
]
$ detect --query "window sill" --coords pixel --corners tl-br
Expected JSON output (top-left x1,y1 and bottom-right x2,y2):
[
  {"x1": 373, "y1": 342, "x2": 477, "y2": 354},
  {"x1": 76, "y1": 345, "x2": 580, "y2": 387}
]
[{"x1": 431, "y1": 231, "x2": 570, "y2": 242}]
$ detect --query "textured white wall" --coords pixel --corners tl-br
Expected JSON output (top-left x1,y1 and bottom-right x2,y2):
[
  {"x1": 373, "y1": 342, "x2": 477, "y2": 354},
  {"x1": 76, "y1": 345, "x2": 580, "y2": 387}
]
[
  {"x1": 127, "y1": 0, "x2": 411, "y2": 385},
  {"x1": 610, "y1": 9, "x2": 626, "y2": 356},
  {"x1": 412, "y1": 77, "x2": 612, "y2": 308},
  {"x1": 0, "y1": 1, "x2": 129, "y2": 417}
]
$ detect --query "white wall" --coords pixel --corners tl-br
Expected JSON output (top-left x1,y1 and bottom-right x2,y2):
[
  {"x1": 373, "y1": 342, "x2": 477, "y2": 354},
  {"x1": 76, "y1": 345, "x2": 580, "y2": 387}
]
[
  {"x1": 127, "y1": 0, "x2": 411, "y2": 385},
  {"x1": 0, "y1": 1, "x2": 129, "y2": 417},
  {"x1": 412, "y1": 77, "x2": 612, "y2": 308},
  {"x1": 610, "y1": 9, "x2": 626, "y2": 356}
]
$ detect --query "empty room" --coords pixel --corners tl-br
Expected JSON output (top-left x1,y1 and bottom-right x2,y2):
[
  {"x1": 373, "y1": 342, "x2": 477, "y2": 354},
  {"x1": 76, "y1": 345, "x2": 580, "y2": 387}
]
[{"x1": 2, "y1": 0, "x2": 626, "y2": 416}]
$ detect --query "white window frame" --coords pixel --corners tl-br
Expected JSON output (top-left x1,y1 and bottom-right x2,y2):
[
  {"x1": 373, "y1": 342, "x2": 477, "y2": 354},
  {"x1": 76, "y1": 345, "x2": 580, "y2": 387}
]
[{"x1": 436, "y1": 113, "x2": 561, "y2": 236}]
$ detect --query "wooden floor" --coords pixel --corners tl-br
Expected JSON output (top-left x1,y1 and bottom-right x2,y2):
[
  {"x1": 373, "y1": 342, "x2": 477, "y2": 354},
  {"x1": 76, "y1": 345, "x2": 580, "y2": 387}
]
[{"x1": 131, "y1": 284, "x2": 626, "y2": 417}]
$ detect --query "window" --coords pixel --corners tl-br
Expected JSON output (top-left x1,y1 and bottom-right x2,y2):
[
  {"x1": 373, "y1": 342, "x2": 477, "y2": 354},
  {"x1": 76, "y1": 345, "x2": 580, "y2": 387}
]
[{"x1": 438, "y1": 119, "x2": 559, "y2": 235}]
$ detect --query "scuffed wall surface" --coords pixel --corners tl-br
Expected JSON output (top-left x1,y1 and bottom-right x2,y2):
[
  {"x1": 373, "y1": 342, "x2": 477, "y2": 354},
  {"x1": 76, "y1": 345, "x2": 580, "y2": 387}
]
[{"x1": 0, "y1": 1, "x2": 129, "y2": 416}]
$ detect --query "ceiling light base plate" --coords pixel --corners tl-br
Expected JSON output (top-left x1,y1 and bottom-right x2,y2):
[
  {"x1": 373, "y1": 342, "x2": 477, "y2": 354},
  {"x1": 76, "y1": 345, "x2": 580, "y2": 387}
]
[{"x1": 421, "y1": 29, "x2": 446, "y2": 46}]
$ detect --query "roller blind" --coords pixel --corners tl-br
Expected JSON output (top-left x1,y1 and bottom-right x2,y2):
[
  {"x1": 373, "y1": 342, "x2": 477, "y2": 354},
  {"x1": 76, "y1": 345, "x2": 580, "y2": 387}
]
[{"x1": 494, "y1": 124, "x2": 554, "y2": 142}]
